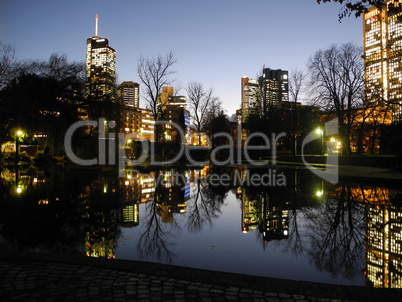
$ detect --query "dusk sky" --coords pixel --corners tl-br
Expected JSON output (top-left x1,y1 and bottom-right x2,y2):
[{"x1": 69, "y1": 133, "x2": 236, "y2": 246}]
[{"x1": 0, "y1": 0, "x2": 363, "y2": 116}]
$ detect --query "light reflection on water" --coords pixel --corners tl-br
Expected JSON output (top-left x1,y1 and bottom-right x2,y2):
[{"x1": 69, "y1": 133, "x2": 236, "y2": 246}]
[{"x1": 0, "y1": 164, "x2": 401, "y2": 288}]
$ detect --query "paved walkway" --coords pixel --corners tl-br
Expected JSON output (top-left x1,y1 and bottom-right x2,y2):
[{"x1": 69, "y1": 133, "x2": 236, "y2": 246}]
[{"x1": 1, "y1": 252, "x2": 401, "y2": 302}]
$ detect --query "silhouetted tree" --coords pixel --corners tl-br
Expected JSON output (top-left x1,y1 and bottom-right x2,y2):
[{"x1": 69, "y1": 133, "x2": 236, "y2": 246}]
[
  {"x1": 137, "y1": 51, "x2": 176, "y2": 141},
  {"x1": 316, "y1": 0, "x2": 401, "y2": 20},
  {"x1": 289, "y1": 68, "x2": 307, "y2": 155},
  {"x1": 0, "y1": 42, "x2": 18, "y2": 89},
  {"x1": 209, "y1": 112, "x2": 231, "y2": 148},
  {"x1": 308, "y1": 43, "x2": 364, "y2": 155},
  {"x1": 186, "y1": 82, "x2": 219, "y2": 143},
  {"x1": 0, "y1": 54, "x2": 85, "y2": 155}
]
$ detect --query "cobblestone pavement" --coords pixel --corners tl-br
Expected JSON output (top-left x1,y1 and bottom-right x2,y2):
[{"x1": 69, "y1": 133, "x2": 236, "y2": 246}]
[{"x1": 1, "y1": 254, "x2": 402, "y2": 302}]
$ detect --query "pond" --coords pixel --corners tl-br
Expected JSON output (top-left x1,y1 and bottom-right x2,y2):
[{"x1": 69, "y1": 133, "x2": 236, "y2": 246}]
[{"x1": 1, "y1": 164, "x2": 401, "y2": 288}]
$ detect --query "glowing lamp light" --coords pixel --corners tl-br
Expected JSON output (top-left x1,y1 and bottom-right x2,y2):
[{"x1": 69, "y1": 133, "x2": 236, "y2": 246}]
[
  {"x1": 16, "y1": 186, "x2": 22, "y2": 194},
  {"x1": 316, "y1": 128, "x2": 323, "y2": 135},
  {"x1": 316, "y1": 190, "x2": 323, "y2": 197},
  {"x1": 16, "y1": 130, "x2": 23, "y2": 136}
]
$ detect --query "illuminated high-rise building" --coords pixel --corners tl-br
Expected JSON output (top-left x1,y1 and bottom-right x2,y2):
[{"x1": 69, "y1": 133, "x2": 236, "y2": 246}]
[
  {"x1": 240, "y1": 69, "x2": 288, "y2": 137},
  {"x1": 86, "y1": 15, "x2": 116, "y2": 101},
  {"x1": 364, "y1": 1, "x2": 402, "y2": 122},
  {"x1": 119, "y1": 107, "x2": 155, "y2": 141},
  {"x1": 240, "y1": 77, "x2": 260, "y2": 143},
  {"x1": 241, "y1": 77, "x2": 260, "y2": 123},
  {"x1": 259, "y1": 68, "x2": 288, "y2": 116},
  {"x1": 156, "y1": 87, "x2": 189, "y2": 143},
  {"x1": 157, "y1": 87, "x2": 187, "y2": 113},
  {"x1": 117, "y1": 81, "x2": 139, "y2": 108}
]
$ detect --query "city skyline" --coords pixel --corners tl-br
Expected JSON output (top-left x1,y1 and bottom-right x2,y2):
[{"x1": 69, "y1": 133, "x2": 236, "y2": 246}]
[{"x1": 0, "y1": 0, "x2": 362, "y2": 116}]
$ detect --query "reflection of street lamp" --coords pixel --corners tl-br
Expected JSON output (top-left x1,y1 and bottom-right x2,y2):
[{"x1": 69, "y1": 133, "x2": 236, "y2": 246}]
[
  {"x1": 316, "y1": 128, "x2": 323, "y2": 155},
  {"x1": 16, "y1": 186, "x2": 23, "y2": 194},
  {"x1": 15, "y1": 130, "x2": 23, "y2": 165},
  {"x1": 316, "y1": 180, "x2": 324, "y2": 198}
]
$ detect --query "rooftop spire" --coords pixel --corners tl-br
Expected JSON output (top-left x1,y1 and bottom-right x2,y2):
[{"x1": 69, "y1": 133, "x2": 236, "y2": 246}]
[{"x1": 95, "y1": 14, "x2": 98, "y2": 36}]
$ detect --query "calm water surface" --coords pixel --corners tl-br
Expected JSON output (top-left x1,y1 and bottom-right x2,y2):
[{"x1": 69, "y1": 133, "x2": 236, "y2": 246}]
[{"x1": 1, "y1": 164, "x2": 401, "y2": 288}]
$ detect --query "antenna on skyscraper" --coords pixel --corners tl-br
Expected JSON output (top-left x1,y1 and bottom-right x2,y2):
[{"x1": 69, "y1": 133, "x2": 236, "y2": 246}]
[{"x1": 95, "y1": 14, "x2": 98, "y2": 36}]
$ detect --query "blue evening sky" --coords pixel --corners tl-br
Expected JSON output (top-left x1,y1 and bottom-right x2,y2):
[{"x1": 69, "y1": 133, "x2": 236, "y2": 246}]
[{"x1": 0, "y1": 0, "x2": 363, "y2": 116}]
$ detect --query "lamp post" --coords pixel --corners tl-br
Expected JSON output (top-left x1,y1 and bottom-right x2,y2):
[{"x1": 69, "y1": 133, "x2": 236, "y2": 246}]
[{"x1": 316, "y1": 128, "x2": 323, "y2": 155}]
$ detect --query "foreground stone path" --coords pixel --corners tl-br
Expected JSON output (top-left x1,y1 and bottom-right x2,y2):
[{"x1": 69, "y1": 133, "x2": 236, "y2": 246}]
[
  {"x1": 0, "y1": 256, "x2": 401, "y2": 302},
  {"x1": 0, "y1": 260, "x2": 346, "y2": 302}
]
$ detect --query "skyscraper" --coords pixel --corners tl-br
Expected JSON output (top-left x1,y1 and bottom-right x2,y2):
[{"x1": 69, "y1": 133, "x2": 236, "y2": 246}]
[
  {"x1": 364, "y1": 1, "x2": 402, "y2": 122},
  {"x1": 240, "y1": 77, "x2": 260, "y2": 123},
  {"x1": 259, "y1": 68, "x2": 288, "y2": 117},
  {"x1": 117, "y1": 81, "x2": 139, "y2": 107},
  {"x1": 86, "y1": 15, "x2": 116, "y2": 101}
]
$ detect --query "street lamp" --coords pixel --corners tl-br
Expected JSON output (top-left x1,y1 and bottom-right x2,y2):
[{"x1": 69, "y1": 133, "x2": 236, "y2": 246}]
[{"x1": 316, "y1": 128, "x2": 323, "y2": 155}]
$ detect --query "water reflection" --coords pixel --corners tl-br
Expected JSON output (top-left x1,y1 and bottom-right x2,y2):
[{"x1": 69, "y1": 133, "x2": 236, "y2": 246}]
[{"x1": 0, "y1": 165, "x2": 401, "y2": 288}]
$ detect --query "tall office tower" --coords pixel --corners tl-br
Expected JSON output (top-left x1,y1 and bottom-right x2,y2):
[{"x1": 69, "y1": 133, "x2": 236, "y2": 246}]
[
  {"x1": 86, "y1": 15, "x2": 116, "y2": 101},
  {"x1": 241, "y1": 77, "x2": 260, "y2": 123},
  {"x1": 364, "y1": 1, "x2": 402, "y2": 122},
  {"x1": 259, "y1": 68, "x2": 288, "y2": 116},
  {"x1": 117, "y1": 81, "x2": 139, "y2": 107}
]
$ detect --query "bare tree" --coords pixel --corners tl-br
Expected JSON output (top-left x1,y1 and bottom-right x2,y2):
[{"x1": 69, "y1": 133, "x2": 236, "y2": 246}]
[
  {"x1": 186, "y1": 82, "x2": 218, "y2": 143},
  {"x1": 289, "y1": 68, "x2": 307, "y2": 104},
  {"x1": 137, "y1": 51, "x2": 176, "y2": 120},
  {"x1": 308, "y1": 43, "x2": 364, "y2": 155},
  {"x1": 289, "y1": 68, "x2": 307, "y2": 155},
  {"x1": 0, "y1": 42, "x2": 17, "y2": 89}
]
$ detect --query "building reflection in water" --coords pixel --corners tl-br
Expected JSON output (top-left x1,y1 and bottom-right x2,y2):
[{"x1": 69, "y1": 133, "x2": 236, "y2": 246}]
[
  {"x1": 330, "y1": 185, "x2": 402, "y2": 288},
  {"x1": 1, "y1": 165, "x2": 402, "y2": 288},
  {"x1": 83, "y1": 171, "x2": 120, "y2": 259},
  {"x1": 237, "y1": 186, "x2": 289, "y2": 243},
  {"x1": 156, "y1": 170, "x2": 189, "y2": 223},
  {"x1": 363, "y1": 189, "x2": 402, "y2": 288}
]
